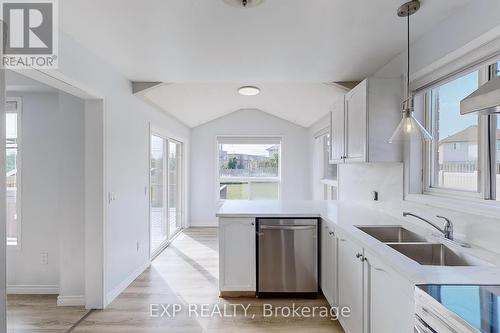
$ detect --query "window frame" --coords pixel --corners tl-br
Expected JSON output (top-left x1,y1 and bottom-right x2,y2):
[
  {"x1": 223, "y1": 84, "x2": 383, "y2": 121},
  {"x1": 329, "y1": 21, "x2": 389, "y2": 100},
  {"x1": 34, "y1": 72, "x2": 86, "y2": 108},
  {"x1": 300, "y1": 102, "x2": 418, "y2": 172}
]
[
  {"x1": 418, "y1": 60, "x2": 500, "y2": 202},
  {"x1": 216, "y1": 136, "x2": 282, "y2": 201},
  {"x1": 6, "y1": 97, "x2": 22, "y2": 249}
]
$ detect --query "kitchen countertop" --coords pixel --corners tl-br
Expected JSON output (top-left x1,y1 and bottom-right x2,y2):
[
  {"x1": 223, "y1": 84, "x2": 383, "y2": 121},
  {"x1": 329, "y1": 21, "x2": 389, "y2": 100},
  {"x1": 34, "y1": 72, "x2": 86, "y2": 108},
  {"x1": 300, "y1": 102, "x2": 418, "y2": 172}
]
[{"x1": 217, "y1": 200, "x2": 500, "y2": 285}]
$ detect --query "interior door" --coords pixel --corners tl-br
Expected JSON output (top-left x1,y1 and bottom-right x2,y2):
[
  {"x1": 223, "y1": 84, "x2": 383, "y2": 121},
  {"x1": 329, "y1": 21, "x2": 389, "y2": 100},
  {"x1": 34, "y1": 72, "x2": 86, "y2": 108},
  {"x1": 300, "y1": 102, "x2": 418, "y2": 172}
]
[
  {"x1": 168, "y1": 140, "x2": 182, "y2": 237},
  {"x1": 150, "y1": 135, "x2": 167, "y2": 255}
]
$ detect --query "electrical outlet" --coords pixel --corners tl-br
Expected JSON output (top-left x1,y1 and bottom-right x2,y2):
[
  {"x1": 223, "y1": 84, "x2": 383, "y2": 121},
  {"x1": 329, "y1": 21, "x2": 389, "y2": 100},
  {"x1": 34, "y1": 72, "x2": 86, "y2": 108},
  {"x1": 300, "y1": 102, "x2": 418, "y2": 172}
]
[
  {"x1": 40, "y1": 252, "x2": 48, "y2": 265},
  {"x1": 108, "y1": 192, "x2": 116, "y2": 204}
]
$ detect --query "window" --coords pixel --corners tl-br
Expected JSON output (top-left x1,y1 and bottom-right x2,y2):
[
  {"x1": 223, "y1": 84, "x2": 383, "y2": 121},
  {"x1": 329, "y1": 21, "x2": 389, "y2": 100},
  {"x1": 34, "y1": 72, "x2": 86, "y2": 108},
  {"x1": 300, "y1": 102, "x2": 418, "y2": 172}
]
[
  {"x1": 420, "y1": 59, "x2": 500, "y2": 201},
  {"x1": 6, "y1": 99, "x2": 21, "y2": 247},
  {"x1": 496, "y1": 115, "x2": 500, "y2": 201},
  {"x1": 323, "y1": 134, "x2": 336, "y2": 180},
  {"x1": 426, "y1": 70, "x2": 480, "y2": 193},
  {"x1": 218, "y1": 137, "x2": 281, "y2": 200}
]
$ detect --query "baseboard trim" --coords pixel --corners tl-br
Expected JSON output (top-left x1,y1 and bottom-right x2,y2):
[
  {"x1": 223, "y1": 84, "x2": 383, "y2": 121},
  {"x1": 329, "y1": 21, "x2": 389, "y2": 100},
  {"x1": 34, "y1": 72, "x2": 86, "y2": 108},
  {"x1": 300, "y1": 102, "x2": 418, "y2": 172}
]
[
  {"x1": 105, "y1": 260, "x2": 151, "y2": 306},
  {"x1": 7, "y1": 284, "x2": 59, "y2": 294},
  {"x1": 57, "y1": 295, "x2": 86, "y2": 306}
]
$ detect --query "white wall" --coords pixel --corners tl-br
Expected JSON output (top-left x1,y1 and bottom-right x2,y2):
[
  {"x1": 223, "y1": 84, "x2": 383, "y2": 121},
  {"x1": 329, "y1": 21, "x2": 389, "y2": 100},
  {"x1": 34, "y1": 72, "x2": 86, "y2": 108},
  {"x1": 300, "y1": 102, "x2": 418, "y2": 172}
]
[
  {"x1": 54, "y1": 28, "x2": 191, "y2": 304},
  {"x1": 375, "y1": 0, "x2": 500, "y2": 79},
  {"x1": 58, "y1": 92, "x2": 85, "y2": 305},
  {"x1": 190, "y1": 109, "x2": 309, "y2": 226},
  {"x1": 6, "y1": 92, "x2": 61, "y2": 293}
]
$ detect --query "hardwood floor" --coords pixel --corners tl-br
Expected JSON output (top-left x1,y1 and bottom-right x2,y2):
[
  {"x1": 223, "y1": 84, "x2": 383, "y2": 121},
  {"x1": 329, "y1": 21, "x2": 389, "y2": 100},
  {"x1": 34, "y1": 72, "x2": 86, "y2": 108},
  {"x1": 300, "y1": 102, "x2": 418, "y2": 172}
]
[
  {"x1": 72, "y1": 228, "x2": 344, "y2": 333},
  {"x1": 7, "y1": 294, "x2": 89, "y2": 332}
]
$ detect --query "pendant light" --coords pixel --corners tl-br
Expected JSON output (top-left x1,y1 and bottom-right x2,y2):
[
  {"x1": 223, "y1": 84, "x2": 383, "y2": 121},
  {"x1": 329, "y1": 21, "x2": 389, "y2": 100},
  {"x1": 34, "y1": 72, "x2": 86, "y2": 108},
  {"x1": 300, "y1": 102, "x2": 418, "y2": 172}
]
[{"x1": 389, "y1": 0, "x2": 432, "y2": 143}]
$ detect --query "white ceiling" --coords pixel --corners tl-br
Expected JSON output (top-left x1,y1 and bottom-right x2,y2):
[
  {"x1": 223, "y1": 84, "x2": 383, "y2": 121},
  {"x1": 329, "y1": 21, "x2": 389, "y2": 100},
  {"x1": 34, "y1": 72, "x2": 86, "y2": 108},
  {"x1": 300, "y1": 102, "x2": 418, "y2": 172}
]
[
  {"x1": 143, "y1": 83, "x2": 345, "y2": 127},
  {"x1": 60, "y1": 0, "x2": 471, "y2": 127}
]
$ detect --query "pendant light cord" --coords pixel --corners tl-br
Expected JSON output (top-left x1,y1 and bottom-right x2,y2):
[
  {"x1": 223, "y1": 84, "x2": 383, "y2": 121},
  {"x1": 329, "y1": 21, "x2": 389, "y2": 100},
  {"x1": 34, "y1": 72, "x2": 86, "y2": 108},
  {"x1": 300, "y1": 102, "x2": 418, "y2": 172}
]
[{"x1": 407, "y1": 11, "x2": 410, "y2": 99}]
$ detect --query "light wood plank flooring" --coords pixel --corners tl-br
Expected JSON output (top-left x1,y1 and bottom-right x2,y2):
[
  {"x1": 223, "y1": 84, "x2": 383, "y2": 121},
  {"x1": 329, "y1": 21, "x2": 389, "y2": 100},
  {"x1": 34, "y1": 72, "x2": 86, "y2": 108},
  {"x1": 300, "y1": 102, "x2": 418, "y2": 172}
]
[
  {"x1": 7, "y1": 294, "x2": 88, "y2": 332},
  {"x1": 72, "y1": 228, "x2": 344, "y2": 333}
]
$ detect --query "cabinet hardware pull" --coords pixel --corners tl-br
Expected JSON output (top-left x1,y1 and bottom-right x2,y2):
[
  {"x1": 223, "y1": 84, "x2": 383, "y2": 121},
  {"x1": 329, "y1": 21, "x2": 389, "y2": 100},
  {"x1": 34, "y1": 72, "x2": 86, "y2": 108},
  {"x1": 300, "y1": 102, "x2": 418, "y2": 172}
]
[
  {"x1": 251, "y1": 222, "x2": 255, "y2": 226},
  {"x1": 329, "y1": 231, "x2": 335, "y2": 236},
  {"x1": 256, "y1": 232, "x2": 264, "y2": 236}
]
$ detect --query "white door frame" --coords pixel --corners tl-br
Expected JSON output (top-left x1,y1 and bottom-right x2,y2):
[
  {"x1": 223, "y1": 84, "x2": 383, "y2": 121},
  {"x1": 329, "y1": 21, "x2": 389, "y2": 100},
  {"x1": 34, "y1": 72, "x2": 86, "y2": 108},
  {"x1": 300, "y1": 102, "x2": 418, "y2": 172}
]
[{"x1": 2, "y1": 68, "x2": 107, "y2": 311}]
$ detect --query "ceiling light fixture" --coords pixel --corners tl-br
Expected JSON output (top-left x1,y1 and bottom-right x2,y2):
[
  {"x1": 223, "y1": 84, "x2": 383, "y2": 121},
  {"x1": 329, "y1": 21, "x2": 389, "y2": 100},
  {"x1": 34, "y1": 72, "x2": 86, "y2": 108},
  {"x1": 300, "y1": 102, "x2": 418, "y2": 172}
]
[
  {"x1": 389, "y1": 0, "x2": 432, "y2": 144},
  {"x1": 223, "y1": 0, "x2": 264, "y2": 8},
  {"x1": 238, "y1": 86, "x2": 260, "y2": 96}
]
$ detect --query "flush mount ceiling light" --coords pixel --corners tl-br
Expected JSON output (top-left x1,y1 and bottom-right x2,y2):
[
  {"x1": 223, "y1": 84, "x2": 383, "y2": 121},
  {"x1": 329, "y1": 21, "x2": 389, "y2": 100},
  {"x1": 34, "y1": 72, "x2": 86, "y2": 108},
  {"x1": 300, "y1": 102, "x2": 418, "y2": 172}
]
[
  {"x1": 389, "y1": 0, "x2": 433, "y2": 144},
  {"x1": 223, "y1": 0, "x2": 264, "y2": 8},
  {"x1": 238, "y1": 86, "x2": 261, "y2": 96}
]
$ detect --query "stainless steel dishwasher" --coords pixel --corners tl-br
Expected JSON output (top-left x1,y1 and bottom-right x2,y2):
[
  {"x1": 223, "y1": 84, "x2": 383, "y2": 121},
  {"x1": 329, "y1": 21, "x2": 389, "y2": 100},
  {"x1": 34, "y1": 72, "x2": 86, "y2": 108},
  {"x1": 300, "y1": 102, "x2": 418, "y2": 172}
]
[{"x1": 256, "y1": 218, "x2": 319, "y2": 297}]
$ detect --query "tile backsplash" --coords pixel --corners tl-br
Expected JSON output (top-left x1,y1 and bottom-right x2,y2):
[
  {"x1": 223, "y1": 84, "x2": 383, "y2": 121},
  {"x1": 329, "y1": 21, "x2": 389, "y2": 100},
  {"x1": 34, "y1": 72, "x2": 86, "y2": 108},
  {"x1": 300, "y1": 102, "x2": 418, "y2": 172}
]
[{"x1": 338, "y1": 162, "x2": 500, "y2": 254}]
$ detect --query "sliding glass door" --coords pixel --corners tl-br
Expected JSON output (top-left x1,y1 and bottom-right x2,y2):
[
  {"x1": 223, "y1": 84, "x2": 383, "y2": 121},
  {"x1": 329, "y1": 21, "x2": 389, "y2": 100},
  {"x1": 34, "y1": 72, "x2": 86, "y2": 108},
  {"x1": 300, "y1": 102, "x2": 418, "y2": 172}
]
[
  {"x1": 150, "y1": 135, "x2": 183, "y2": 256},
  {"x1": 168, "y1": 140, "x2": 181, "y2": 237}
]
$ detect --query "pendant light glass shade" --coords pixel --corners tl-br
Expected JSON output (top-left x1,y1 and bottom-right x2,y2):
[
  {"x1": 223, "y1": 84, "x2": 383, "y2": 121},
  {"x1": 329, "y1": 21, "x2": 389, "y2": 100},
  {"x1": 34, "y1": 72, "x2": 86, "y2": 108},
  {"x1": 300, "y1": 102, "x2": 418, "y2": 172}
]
[
  {"x1": 388, "y1": 110, "x2": 432, "y2": 143},
  {"x1": 389, "y1": 0, "x2": 433, "y2": 144}
]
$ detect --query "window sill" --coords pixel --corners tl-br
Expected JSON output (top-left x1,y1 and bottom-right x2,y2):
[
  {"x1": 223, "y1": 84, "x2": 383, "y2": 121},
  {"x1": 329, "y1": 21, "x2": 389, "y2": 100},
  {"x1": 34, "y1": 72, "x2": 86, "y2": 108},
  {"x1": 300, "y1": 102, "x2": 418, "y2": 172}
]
[{"x1": 405, "y1": 193, "x2": 500, "y2": 219}]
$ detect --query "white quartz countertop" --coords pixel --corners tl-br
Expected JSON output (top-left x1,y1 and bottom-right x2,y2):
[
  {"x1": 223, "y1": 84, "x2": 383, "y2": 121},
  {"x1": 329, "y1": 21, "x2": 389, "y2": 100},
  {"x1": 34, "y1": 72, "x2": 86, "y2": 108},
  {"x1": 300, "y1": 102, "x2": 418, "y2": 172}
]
[{"x1": 217, "y1": 200, "x2": 500, "y2": 286}]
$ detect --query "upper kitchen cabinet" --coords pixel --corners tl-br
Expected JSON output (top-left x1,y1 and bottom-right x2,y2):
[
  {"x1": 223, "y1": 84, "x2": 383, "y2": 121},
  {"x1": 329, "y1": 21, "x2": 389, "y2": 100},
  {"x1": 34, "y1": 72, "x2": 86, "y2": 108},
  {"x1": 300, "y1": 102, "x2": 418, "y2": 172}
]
[{"x1": 329, "y1": 78, "x2": 403, "y2": 164}]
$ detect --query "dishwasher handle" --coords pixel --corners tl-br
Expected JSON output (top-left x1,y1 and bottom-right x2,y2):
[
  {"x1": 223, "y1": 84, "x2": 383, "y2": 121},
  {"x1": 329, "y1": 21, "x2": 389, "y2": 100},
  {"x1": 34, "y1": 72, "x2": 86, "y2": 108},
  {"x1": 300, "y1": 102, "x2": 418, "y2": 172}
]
[{"x1": 259, "y1": 225, "x2": 317, "y2": 231}]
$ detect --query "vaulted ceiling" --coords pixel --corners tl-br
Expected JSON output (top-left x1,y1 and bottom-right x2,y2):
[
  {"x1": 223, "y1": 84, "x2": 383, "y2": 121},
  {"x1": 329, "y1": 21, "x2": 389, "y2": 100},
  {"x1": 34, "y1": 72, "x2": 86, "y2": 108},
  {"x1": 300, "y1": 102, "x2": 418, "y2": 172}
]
[{"x1": 60, "y1": 0, "x2": 471, "y2": 127}]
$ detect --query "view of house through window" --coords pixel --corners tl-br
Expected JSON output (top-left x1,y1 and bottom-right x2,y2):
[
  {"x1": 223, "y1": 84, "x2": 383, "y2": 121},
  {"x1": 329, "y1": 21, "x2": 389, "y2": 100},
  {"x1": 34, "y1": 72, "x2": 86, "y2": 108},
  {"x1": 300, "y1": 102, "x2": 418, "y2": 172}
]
[
  {"x1": 6, "y1": 101, "x2": 20, "y2": 246},
  {"x1": 218, "y1": 138, "x2": 281, "y2": 200},
  {"x1": 428, "y1": 70, "x2": 480, "y2": 192}
]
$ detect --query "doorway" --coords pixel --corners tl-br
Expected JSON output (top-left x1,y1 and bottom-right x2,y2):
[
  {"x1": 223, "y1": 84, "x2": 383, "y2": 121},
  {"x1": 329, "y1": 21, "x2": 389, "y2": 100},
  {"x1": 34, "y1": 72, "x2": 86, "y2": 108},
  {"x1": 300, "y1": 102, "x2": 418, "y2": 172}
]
[{"x1": 150, "y1": 134, "x2": 183, "y2": 257}]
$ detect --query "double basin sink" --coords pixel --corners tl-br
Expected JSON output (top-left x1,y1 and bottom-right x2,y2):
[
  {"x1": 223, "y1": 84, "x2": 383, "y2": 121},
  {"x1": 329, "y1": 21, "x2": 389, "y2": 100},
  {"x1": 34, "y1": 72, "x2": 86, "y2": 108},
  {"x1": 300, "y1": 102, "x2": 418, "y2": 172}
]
[{"x1": 356, "y1": 226, "x2": 483, "y2": 267}]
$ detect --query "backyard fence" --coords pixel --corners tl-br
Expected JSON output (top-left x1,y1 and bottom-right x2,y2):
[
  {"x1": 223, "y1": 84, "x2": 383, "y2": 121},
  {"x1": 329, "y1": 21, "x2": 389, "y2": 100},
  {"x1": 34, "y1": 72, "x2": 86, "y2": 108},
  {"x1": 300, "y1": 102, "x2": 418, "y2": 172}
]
[{"x1": 220, "y1": 167, "x2": 279, "y2": 178}]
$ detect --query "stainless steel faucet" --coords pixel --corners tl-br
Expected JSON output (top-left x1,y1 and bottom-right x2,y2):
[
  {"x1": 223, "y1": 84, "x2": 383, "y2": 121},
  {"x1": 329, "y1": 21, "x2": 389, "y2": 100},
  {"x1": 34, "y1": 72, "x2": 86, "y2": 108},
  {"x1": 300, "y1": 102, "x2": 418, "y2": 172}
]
[{"x1": 403, "y1": 212, "x2": 454, "y2": 240}]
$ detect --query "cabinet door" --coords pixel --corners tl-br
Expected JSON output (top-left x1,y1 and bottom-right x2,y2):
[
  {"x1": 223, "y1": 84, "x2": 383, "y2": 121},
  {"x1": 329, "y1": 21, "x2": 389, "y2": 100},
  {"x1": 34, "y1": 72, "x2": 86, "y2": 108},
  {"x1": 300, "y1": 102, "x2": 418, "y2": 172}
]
[
  {"x1": 321, "y1": 222, "x2": 330, "y2": 300},
  {"x1": 338, "y1": 233, "x2": 364, "y2": 333},
  {"x1": 327, "y1": 225, "x2": 338, "y2": 306},
  {"x1": 330, "y1": 96, "x2": 345, "y2": 163},
  {"x1": 321, "y1": 222, "x2": 337, "y2": 306},
  {"x1": 365, "y1": 250, "x2": 414, "y2": 333},
  {"x1": 345, "y1": 80, "x2": 367, "y2": 163},
  {"x1": 218, "y1": 218, "x2": 256, "y2": 292}
]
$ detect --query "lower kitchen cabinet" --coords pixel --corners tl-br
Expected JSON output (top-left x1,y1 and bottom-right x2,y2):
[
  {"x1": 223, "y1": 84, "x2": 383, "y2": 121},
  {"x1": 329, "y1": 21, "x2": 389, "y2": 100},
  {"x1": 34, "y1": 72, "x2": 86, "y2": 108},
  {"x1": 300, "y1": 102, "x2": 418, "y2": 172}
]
[
  {"x1": 320, "y1": 221, "x2": 338, "y2": 306},
  {"x1": 364, "y1": 250, "x2": 414, "y2": 333},
  {"x1": 218, "y1": 217, "x2": 256, "y2": 293},
  {"x1": 336, "y1": 231, "x2": 414, "y2": 333},
  {"x1": 338, "y1": 231, "x2": 364, "y2": 333}
]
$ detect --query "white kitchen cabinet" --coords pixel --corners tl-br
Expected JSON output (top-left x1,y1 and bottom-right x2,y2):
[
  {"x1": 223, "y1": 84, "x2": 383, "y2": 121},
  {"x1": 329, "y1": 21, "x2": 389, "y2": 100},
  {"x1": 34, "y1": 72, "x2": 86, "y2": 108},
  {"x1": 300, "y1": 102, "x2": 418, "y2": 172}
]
[
  {"x1": 337, "y1": 231, "x2": 364, "y2": 333},
  {"x1": 329, "y1": 77, "x2": 403, "y2": 164},
  {"x1": 335, "y1": 233, "x2": 414, "y2": 333},
  {"x1": 320, "y1": 221, "x2": 338, "y2": 306},
  {"x1": 218, "y1": 217, "x2": 256, "y2": 292},
  {"x1": 345, "y1": 80, "x2": 367, "y2": 162},
  {"x1": 329, "y1": 96, "x2": 346, "y2": 163},
  {"x1": 364, "y1": 250, "x2": 414, "y2": 333}
]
